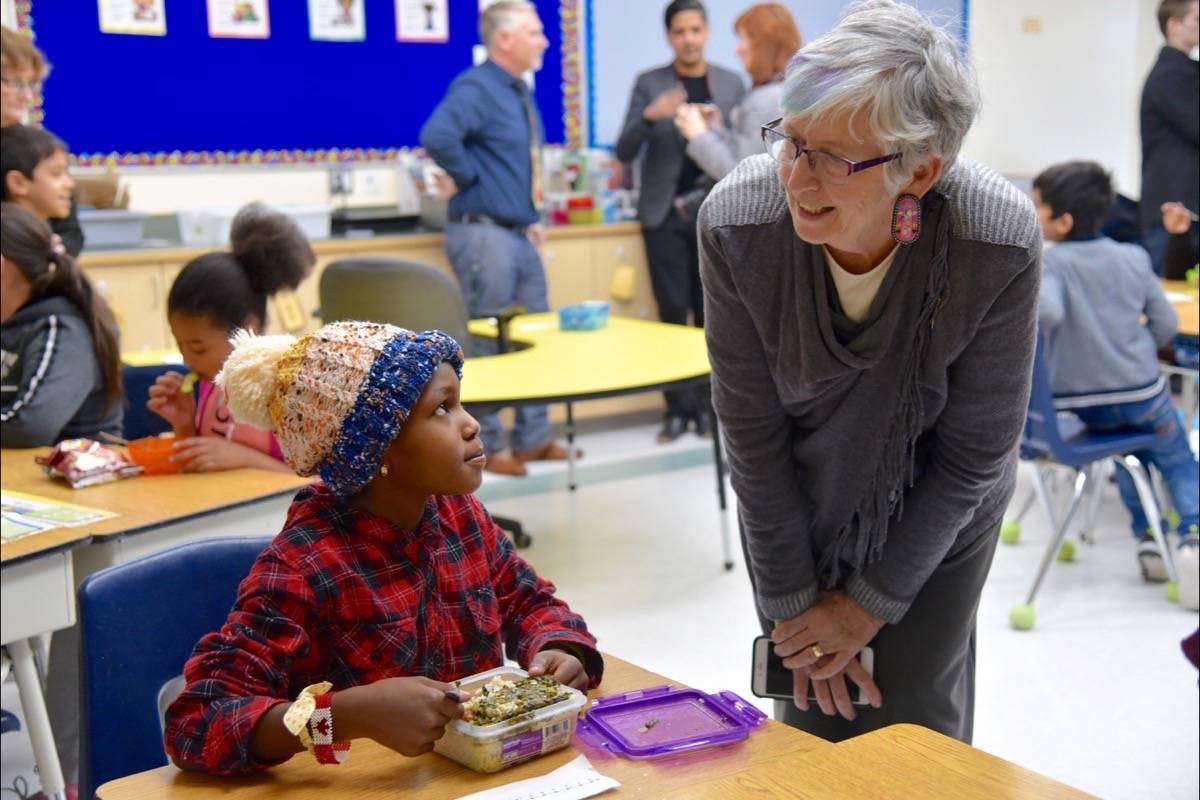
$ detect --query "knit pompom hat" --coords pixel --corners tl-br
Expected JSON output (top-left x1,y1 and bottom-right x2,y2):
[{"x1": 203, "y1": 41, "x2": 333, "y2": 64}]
[{"x1": 216, "y1": 321, "x2": 464, "y2": 496}]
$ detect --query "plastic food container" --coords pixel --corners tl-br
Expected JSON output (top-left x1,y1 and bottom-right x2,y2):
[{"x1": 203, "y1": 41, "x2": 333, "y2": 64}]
[
  {"x1": 434, "y1": 666, "x2": 586, "y2": 773},
  {"x1": 126, "y1": 435, "x2": 182, "y2": 475},
  {"x1": 558, "y1": 301, "x2": 610, "y2": 331},
  {"x1": 575, "y1": 684, "x2": 765, "y2": 759}
]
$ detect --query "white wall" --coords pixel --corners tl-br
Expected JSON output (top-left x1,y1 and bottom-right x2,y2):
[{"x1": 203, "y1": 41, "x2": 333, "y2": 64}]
[{"x1": 961, "y1": 0, "x2": 1165, "y2": 198}]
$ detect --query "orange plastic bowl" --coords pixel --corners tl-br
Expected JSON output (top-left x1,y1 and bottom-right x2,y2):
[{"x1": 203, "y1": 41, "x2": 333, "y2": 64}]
[{"x1": 127, "y1": 435, "x2": 182, "y2": 475}]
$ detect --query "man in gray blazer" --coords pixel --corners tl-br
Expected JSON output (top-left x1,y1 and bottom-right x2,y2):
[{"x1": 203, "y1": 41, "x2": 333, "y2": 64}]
[{"x1": 616, "y1": 0, "x2": 743, "y2": 444}]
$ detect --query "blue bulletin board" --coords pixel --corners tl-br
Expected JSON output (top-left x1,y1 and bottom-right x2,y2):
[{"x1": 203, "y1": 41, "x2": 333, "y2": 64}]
[{"x1": 27, "y1": 0, "x2": 566, "y2": 164}]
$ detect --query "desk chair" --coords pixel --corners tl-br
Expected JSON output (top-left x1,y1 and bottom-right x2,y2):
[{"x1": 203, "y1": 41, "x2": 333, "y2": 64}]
[
  {"x1": 318, "y1": 257, "x2": 530, "y2": 548},
  {"x1": 120, "y1": 363, "x2": 176, "y2": 440},
  {"x1": 1004, "y1": 336, "x2": 1178, "y2": 630},
  {"x1": 77, "y1": 536, "x2": 272, "y2": 800}
]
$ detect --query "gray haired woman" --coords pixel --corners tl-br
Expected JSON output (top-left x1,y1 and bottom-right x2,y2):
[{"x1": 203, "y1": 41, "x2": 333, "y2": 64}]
[{"x1": 700, "y1": 0, "x2": 1039, "y2": 742}]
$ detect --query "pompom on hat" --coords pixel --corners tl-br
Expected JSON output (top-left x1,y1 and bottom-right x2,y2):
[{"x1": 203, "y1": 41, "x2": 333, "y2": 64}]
[{"x1": 217, "y1": 321, "x2": 464, "y2": 496}]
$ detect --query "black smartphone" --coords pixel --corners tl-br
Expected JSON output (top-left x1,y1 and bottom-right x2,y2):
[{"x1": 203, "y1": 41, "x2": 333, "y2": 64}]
[{"x1": 750, "y1": 635, "x2": 875, "y2": 706}]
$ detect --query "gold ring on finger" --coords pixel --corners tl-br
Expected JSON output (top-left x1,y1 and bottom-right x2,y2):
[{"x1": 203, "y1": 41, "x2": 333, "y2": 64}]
[{"x1": 810, "y1": 644, "x2": 824, "y2": 659}]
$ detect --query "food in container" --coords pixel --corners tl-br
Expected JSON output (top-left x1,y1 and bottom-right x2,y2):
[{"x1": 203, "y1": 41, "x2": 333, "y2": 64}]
[
  {"x1": 434, "y1": 666, "x2": 586, "y2": 773},
  {"x1": 126, "y1": 434, "x2": 183, "y2": 475}
]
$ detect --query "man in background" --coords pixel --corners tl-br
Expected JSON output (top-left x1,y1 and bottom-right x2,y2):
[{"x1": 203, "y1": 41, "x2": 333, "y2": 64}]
[
  {"x1": 616, "y1": 0, "x2": 743, "y2": 444},
  {"x1": 1139, "y1": 0, "x2": 1199, "y2": 274},
  {"x1": 421, "y1": 1, "x2": 574, "y2": 477}
]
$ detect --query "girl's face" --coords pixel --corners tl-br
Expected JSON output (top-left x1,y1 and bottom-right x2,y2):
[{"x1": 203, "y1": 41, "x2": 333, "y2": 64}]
[
  {"x1": 380, "y1": 362, "x2": 485, "y2": 500},
  {"x1": 168, "y1": 312, "x2": 236, "y2": 383},
  {"x1": 0, "y1": 255, "x2": 33, "y2": 324},
  {"x1": 735, "y1": 29, "x2": 753, "y2": 74}
]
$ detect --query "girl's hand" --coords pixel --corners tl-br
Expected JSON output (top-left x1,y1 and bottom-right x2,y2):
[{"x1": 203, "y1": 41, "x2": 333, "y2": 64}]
[
  {"x1": 528, "y1": 648, "x2": 588, "y2": 691},
  {"x1": 146, "y1": 371, "x2": 195, "y2": 431},
  {"x1": 172, "y1": 437, "x2": 255, "y2": 472},
  {"x1": 351, "y1": 677, "x2": 466, "y2": 757}
]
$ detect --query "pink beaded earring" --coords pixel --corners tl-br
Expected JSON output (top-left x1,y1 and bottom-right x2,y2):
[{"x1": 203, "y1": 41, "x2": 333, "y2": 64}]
[{"x1": 892, "y1": 194, "x2": 921, "y2": 245}]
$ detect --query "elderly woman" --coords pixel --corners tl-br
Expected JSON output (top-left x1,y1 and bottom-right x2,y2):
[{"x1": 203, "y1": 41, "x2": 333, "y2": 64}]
[
  {"x1": 675, "y1": 3, "x2": 801, "y2": 180},
  {"x1": 699, "y1": 0, "x2": 1039, "y2": 742}
]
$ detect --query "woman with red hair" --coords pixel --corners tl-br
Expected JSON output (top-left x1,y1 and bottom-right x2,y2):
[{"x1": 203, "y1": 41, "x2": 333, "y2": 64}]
[{"x1": 675, "y1": 3, "x2": 801, "y2": 180}]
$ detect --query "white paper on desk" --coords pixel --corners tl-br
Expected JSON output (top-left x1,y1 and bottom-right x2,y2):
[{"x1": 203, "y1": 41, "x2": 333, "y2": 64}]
[
  {"x1": 453, "y1": 754, "x2": 619, "y2": 800},
  {"x1": 1165, "y1": 290, "x2": 1193, "y2": 303}
]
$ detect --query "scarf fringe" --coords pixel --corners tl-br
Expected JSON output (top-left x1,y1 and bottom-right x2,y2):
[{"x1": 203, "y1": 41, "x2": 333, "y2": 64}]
[{"x1": 817, "y1": 208, "x2": 951, "y2": 587}]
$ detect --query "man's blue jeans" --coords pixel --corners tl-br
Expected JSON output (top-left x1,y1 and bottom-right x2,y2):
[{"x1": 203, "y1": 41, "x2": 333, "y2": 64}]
[
  {"x1": 443, "y1": 221, "x2": 551, "y2": 454},
  {"x1": 1074, "y1": 388, "x2": 1199, "y2": 535}
]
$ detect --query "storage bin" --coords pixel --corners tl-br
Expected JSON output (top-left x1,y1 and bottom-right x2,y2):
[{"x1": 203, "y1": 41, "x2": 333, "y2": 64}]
[
  {"x1": 558, "y1": 301, "x2": 610, "y2": 331},
  {"x1": 433, "y1": 666, "x2": 586, "y2": 773},
  {"x1": 175, "y1": 203, "x2": 332, "y2": 247},
  {"x1": 77, "y1": 209, "x2": 148, "y2": 247}
]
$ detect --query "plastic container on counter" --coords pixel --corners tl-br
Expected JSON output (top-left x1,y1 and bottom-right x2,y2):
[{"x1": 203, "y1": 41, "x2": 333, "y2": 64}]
[
  {"x1": 575, "y1": 684, "x2": 766, "y2": 759},
  {"x1": 433, "y1": 666, "x2": 587, "y2": 773},
  {"x1": 77, "y1": 209, "x2": 149, "y2": 247}
]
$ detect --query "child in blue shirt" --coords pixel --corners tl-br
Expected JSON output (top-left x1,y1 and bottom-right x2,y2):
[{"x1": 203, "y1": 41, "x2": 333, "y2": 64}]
[{"x1": 1032, "y1": 160, "x2": 1198, "y2": 594}]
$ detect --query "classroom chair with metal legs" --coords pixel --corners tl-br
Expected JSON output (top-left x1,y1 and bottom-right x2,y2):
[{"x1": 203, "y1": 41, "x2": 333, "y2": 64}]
[
  {"x1": 77, "y1": 536, "x2": 272, "y2": 800},
  {"x1": 1006, "y1": 335, "x2": 1179, "y2": 631}
]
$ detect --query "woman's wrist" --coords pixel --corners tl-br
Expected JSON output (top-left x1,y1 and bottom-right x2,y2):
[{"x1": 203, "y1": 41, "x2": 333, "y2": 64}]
[{"x1": 329, "y1": 684, "x2": 373, "y2": 742}]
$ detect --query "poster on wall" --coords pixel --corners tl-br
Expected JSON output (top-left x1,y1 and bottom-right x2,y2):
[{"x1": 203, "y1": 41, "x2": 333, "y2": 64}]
[
  {"x1": 308, "y1": 0, "x2": 366, "y2": 41},
  {"x1": 97, "y1": 0, "x2": 167, "y2": 36},
  {"x1": 396, "y1": 0, "x2": 448, "y2": 43},
  {"x1": 207, "y1": 0, "x2": 271, "y2": 39}
]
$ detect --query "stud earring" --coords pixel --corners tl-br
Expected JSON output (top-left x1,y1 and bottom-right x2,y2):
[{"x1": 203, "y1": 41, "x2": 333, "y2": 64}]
[
  {"x1": 380, "y1": 464, "x2": 390, "y2": 476},
  {"x1": 892, "y1": 193, "x2": 921, "y2": 245}
]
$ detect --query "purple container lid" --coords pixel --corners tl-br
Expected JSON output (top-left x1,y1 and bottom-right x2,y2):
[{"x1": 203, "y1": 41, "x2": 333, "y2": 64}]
[{"x1": 574, "y1": 685, "x2": 766, "y2": 759}]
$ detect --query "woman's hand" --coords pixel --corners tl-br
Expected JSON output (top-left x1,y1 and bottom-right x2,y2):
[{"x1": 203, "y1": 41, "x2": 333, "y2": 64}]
[
  {"x1": 528, "y1": 648, "x2": 588, "y2": 691},
  {"x1": 344, "y1": 677, "x2": 466, "y2": 757},
  {"x1": 1161, "y1": 201, "x2": 1197, "y2": 235},
  {"x1": 146, "y1": 371, "x2": 195, "y2": 432},
  {"x1": 172, "y1": 436, "x2": 258, "y2": 472},
  {"x1": 773, "y1": 591, "x2": 884, "y2": 679},
  {"x1": 674, "y1": 103, "x2": 710, "y2": 140},
  {"x1": 792, "y1": 652, "x2": 882, "y2": 720},
  {"x1": 644, "y1": 86, "x2": 687, "y2": 122}
]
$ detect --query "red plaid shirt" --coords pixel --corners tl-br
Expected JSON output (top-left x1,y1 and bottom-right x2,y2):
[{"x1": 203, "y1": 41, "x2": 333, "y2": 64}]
[{"x1": 164, "y1": 485, "x2": 601, "y2": 774}]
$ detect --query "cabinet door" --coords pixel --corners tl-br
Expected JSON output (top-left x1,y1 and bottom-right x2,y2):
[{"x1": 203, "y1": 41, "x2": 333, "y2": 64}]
[
  {"x1": 87, "y1": 264, "x2": 168, "y2": 353},
  {"x1": 592, "y1": 234, "x2": 656, "y2": 320},
  {"x1": 540, "y1": 238, "x2": 594, "y2": 309}
]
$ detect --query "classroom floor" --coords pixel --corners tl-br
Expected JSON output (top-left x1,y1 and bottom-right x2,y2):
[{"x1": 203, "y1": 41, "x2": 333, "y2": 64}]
[
  {"x1": 1, "y1": 416, "x2": 1196, "y2": 798},
  {"x1": 476, "y1": 415, "x2": 1200, "y2": 800}
]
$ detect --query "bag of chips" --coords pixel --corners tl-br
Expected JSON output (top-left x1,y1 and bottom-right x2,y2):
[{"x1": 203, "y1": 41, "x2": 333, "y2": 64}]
[{"x1": 36, "y1": 439, "x2": 143, "y2": 488}]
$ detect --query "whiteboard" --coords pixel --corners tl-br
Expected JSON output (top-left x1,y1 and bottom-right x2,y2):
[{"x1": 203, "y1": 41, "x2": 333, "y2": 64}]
[{"x1": 588, "y1": 0, "x2": 967, "y2": 148}]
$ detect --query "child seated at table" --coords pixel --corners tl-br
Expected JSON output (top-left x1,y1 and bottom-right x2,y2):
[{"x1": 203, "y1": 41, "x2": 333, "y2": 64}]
[
  {"x1": 1033, "y1": 160, "x2": 1198, "y2": 595},
  {"x1": 164, "y1": 322, "x2": 603, "y2": 773},
  {"x1": 1, "y1": 124, "x2": 74, "y2": 227},
  {"x1": 1, "y1": 202, "x2": 122, "y2": 446},
  {"x1": 146, "y1": 202, "x2": 312, "y2": 472}
]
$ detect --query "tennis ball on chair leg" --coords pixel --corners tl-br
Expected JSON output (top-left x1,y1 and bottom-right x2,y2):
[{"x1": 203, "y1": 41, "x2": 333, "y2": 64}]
[
  {"x1": 1009, "y1": 603, "x2": 1036, "y2": 630},
  {"x1": 1000, "y1": 520, "x2": 1021, "y2": 545},
  {"x1": 1167, "y1": 581, "x2": 1180, "y2": 603},
  {"x1": 1057, "y1": 539, "x2": 1076, "y2": 562}
]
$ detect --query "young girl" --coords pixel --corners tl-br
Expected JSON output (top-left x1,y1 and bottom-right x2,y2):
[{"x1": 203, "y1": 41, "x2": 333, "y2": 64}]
[
  {"x1": 1, "y1": 202, "x2": 122, "y2": 446},
  {"x1": 165, "y1": 322, "x2": 602, "y2": 774},
  {"x1": 147, "y1": 202, "x2": 313, "y2": 472}
]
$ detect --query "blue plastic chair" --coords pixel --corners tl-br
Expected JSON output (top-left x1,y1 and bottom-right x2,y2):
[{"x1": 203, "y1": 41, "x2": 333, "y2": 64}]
[
  {"x1": 1004, "y1": 336, "x2": 1178, "y2": 629},
  {"x1": 77, "y1": 536, "x2": 272, "y2": 799}
]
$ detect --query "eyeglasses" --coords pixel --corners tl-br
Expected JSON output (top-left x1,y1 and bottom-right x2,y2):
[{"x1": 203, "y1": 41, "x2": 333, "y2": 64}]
[
  {"x1": 0, "y1": 78, "x2": 42, "y2": 94},
  {"x1": 761, "y1": 118, "x2": 900, "y2": 185}
]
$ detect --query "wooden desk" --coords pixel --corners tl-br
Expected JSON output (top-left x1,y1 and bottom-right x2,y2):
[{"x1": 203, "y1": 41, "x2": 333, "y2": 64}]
[
  {"x1": 658, "y1": 724, "x2": 1095, "y2": 799},
  {"x1": 95, "y1": 654, "x2": 829, "y2": 799},
  {"x1": 1, "y1": 450, "x2": 309, "y2": 800},
  {"x1": 1163, "y1": 279, "x2": 1198, "y2": 338}
]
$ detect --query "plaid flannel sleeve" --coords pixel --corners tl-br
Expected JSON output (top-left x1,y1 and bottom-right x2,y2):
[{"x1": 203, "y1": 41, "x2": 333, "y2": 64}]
[
  {"x1": 164, "y1": 548, "x2": 319, "y2": 774},
  {"x1": 470, "y1": 499, "x2": 603, "y2": 686}
]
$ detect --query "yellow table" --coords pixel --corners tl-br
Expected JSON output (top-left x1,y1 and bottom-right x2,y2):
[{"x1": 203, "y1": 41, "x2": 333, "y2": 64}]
[
  {"x1": 1, "y1": 449, "x2": 310, "y2": 800},
  {"x1": 93, "y1": 653, "x2": 1090, "y2": 799},
  {"x1": 1163, "y1": 279, "x2": 1198, "y2": 338},
  {"x1": 464, "y1": 313, "x2": 731, "y2": 568}
]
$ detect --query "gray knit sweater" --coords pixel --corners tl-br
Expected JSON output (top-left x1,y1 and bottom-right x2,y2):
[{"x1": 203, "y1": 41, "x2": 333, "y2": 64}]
[{"x1": 699, "y1": 156, "x2": 1041, "y2": 624}]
